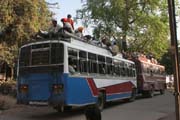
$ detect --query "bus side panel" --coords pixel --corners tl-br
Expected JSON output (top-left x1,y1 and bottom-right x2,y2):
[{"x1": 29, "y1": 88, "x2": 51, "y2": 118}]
[
  {"x1": 92, "y1": 78, "x2": 136, "y2": 101},
  {"x1": 65, "y1": 77, "x2": 97, "y2": 106},
  {"x1": 105, "y1": 81, "x2": 134, "y2": 101},
  {"x1": 17, "y1": 73, "x2": 64, "y2": 104}
]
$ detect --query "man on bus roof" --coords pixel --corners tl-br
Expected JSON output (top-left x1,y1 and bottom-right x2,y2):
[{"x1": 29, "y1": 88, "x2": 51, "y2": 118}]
[
  {"x1": 67, "y1": 14, "x2": 74, "y2": 30},
  {"x1": 61, "y1": 18, "x2": 74, "y2": 33},
  {"x1": 48, "y1": 18, "x2": 61, "y2": 35}
]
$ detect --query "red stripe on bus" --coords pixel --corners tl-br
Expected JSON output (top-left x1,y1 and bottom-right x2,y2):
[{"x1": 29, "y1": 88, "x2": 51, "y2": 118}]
[
  {"x1": 105, "y1": 82, "x2": 133, "y2": 94},
  {"x1": 86, "y1": 78, "x2": 98, "y2": 96}
]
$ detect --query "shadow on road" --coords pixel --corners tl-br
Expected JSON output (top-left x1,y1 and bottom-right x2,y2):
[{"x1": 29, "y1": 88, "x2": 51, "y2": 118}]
[{"x1": 28, "y1": 107, "x2": 85, "y2": 120}]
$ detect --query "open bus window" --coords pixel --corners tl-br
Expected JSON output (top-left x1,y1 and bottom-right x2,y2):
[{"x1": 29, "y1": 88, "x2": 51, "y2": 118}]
[
  {"x1": 98, "y1": 63, "x2": 105, "y2": 74},
  {"x1": 106, "y1": 57, "x2": 113, "y2": 75},
  {"x1": 79, "y1": 51, "x2": 88, "y2": 73},
  {"x1": 98, "y1": 55, "x2": 105, "y2": 74},
  {"x1": 19, "y1": 46, "x2": 31, "y2": 67},
  {"x1": 68, "y1": 57, "x2": 76, "y2": 74},
  {"x1": 88, "y1": 53, "x2": 97, "y2": 74},
  {"x1": 68, "y1": 47, "x2": 78, "y2": 57},
  {"x1": 120, "y1": 62, "x2": 127, "y2": 77},
  {"x1": 51, "y1": 43, "x2": 64, "y2": 64},
  {"x1": 68, "y1": 47, "x2": 79, "y2": 72}
]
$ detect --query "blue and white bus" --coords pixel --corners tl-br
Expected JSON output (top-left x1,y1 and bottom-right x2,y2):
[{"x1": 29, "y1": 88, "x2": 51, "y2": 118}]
[{"x1": 17, "y1": 36, "x2": 137, "y2": 111}]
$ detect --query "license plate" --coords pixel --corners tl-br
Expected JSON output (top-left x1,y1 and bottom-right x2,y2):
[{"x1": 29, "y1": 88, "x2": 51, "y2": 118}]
[{"x1": 29, "y1": 101, "x2": 48, "y2": 105}]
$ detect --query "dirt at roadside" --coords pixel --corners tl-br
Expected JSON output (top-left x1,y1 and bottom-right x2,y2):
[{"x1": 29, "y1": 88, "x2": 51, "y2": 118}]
[
  {"x1": 158, "y1": 112, "x2": 175, "y2": 120},
  {"x1": 0, "y1": 94, "x2": 16, "y2": 110}
]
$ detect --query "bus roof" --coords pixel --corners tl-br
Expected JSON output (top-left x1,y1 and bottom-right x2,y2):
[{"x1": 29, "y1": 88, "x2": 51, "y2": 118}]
[
  {"x1": 139, "y1": 59, "x2": 165, "y2": 68},
  {"x1": 20, "y1": 37, "x2": 134, "y2": 64}
]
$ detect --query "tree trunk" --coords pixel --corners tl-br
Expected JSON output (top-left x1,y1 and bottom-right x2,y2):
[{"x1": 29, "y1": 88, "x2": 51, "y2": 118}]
[{"x1": 10, "y1": 66, "x2": 14, "y2": 80}]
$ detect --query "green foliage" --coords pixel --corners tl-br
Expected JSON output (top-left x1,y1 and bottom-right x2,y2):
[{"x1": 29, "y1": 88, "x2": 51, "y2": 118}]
[
  {"x1": 76, "y1": 0, "x2": 179, "y2": 58},
  {"x1": 159, "y1": 51, "x2": 173, "y2": 74},
  {"x1": 0, "y1": 0, "x2": 51, "y2": 67}
]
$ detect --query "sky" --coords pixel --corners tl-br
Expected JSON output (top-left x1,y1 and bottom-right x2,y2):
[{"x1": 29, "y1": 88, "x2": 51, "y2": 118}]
[
  {"x1": 46, "y1": 0, "x2": 93, "y2": 35},
  {"x1": 46, "y1": 0, "x2": 180, "y2": 40}
]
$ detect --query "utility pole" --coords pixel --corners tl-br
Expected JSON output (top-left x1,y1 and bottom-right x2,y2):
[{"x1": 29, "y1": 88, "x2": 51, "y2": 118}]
[{"x1": 167, "y1": 0, "x2": 180, "y2": 120}]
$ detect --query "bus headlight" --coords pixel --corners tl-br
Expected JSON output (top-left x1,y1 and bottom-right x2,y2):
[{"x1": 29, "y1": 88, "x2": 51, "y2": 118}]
[
  {"x1": 52, "y1": 84, "x2": 63, "y2": 94},
  {"x1": 20, "y1": 84, "x2": 28, "y2": 93}
]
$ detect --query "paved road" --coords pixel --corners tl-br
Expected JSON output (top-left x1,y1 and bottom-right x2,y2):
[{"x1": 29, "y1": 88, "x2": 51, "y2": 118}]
[{"x1": 0, "y1": 91, "x2": 175, "y2": 120}]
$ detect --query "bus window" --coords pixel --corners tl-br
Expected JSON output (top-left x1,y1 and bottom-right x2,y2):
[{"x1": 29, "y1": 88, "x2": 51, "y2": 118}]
[
  {"x1": 31, "y1": 43, "x2": 50, "y2": 65},
  {"x1": 88, "y1": 53, "x2": 97, "y2": 73},
  {"x1": 114, "y1": 61, "x2": 120, "y2": 76},
  {"x1": 106, "y1": 57, "x2": 112, "y2": 75},
  {"x1": 19, "y1": 43, "x2": 64, "y2": 74},
  {"x1": 132, "y1": 64, "x2": 136, "y2": 77},
  {"x1": 98, "y1": 55, "x2": 105, "y2": 74},
  {"x1": 68, "y1": 48, "x2": 79, "y2": 72},
  {"x1": 19, "y1": 46, "x2": 31, "y2": 67},
  {"x1": 68, "y1": 57, "x2": 76, "y2": 74},
  {"x1": 128, "y1": 63, "x2": 135, "y2": 77},
  {"x1": 121, "y1": 62, "x2": 127, "y2": 77},
  {"x1": 79, "y1": 51, "x2": 88, "y2": 73},
  {"x1": 51, "y1": 43, "x2": 64, "y2": 64},
  {"x1": 119, "y1": 61, "x2": 124, "y2": 76}
]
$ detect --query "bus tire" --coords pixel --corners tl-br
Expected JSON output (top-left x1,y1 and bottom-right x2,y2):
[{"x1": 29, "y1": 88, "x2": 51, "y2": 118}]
[
  {"x1": 129, "y1": 88, "x2": 136, "y2": 102},
  {"x1": 97, "y1": 92, "x2": 105, "y2": 111},
  {"x1": 148, "y1": 89, "x2": 154, "y2": 98},
  {"x1": 160, "y1": 89, "x2": 165, "y2": 95},
  {"x1": 54, "y1": 106, "x2": 72, "y2": 112}
]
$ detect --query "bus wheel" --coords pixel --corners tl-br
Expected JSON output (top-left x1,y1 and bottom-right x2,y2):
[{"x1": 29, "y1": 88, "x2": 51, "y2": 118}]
[
  {"x1": 148, "y1": 89, "x2": 154, "y2": 98},
  {"x1": 54, "y1": 106, "x2": 72, "y2": 112},
  {"x1": 129, "y1": 88, "x2": 136, "y2": 101},
  {"x1": 160, "y1": 89, "x2": 165, "y2": 95},
  {"x1": 97, "y1": 92, "x2": 105, "y2": 111}
]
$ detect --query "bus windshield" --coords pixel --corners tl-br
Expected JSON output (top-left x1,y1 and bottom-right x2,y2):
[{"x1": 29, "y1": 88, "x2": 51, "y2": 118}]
[{"x1": 19, "y1": 42, "x2": 64, "y2": 73}]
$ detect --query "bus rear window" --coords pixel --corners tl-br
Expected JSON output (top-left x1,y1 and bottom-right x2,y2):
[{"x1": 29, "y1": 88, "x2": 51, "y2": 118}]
[
  {"x1": 51, "y1": 43, "x2": 64, "y2": 64},
  {"x1": 19, "y1": 46, "x2": 31, "y2": 66},
  {"x1": 31, "y1": 50, "x2": 49, "y2": 65},
  {"x1": 19, "y1": 43, "x2": 64, "y2": 67}
]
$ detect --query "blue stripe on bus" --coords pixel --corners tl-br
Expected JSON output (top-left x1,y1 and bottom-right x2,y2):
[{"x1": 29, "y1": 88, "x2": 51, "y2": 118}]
[{"x1": 106, "y1": 92, "x2": 132, "y2": 101}]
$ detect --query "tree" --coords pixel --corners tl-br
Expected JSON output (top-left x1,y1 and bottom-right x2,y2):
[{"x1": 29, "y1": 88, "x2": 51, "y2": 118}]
[
  {"x1": 159, "y1": 50, "x2": 173, "y2": 75},
  {"x1": 76, "y1": 0, "x2": 175, "y2": 58},
  {"x1": 0, "y1": 0, "x2": 51, "y2": 79}
]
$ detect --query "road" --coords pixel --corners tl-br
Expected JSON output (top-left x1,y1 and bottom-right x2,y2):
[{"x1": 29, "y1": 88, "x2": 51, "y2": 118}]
[{"x1": 0, "y1": 91, "x2": 175, "y2": 120}]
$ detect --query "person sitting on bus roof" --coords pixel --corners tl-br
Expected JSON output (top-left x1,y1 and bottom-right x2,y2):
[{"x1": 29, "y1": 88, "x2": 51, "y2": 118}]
[
  {"x1": 48, "y1": 18, "x2": 62, "y2": 37},
  {"x1": 100, "y1": 38, "x2": 108, "y2": 48},
  {"x1": 90, "y1": 36, "x2": 100, "y2": 45},
  {"x1": 67, "y1": 14, "x2": 74, "y2": 30},
  {"x1": 106, "y1": 42, "x2": 114, "y2": 55},
  {"x1": 84, "y1": 35, "x2": 92, "y2": 43},
  {"x1": 61, "y1": 18, "x2": 74, "y2": 33},
  {"x1": 75, "y1": 26, "x2": 84, "y2": 38},
  {"x1": 35, "y1": 19, "x2": 61, "y2": 39},
  {"x1": 111, "y1": 41, "x2": 119, "y2": 56}
]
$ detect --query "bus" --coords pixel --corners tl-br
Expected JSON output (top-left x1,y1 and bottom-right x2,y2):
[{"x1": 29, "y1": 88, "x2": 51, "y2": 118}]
[
  {"x1": 17, "y1": 36, "x2": 137, "y2": 111},
  {"x1": 132, "y1": 55, "x2": 166, "y2": 97}
]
